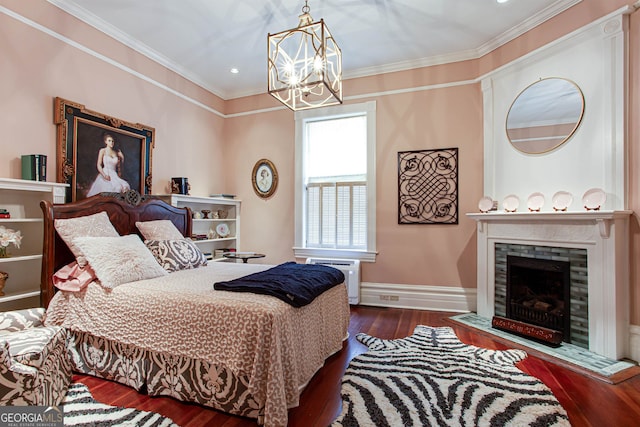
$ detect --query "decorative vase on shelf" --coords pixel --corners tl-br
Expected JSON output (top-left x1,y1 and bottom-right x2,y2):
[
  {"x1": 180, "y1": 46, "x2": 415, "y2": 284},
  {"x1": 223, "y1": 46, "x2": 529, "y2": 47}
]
[
  {"x1": 0, "y1": 271, "x2": 8, "y2": 296},
  {"x1": 0, "y1": 226, "x2": 22, "y2": 257}
]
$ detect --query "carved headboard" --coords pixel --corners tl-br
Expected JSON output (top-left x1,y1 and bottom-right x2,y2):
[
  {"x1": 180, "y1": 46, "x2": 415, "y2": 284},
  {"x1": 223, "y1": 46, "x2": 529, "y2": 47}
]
[{"x1": 40, "y1": 191, "x2": 192, "y2": 308}]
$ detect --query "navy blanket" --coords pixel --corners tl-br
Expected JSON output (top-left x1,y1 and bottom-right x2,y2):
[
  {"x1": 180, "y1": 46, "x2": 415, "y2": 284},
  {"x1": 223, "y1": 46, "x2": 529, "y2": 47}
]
[{"x1": 213, "y1": 262, "x2": 345, "y2": 307}]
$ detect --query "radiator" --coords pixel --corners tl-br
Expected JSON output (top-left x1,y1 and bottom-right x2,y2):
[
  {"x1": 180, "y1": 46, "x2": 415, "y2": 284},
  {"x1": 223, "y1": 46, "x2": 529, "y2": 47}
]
[{"x1": 306, "y1": 258, "x2": 361, "y2": 304}]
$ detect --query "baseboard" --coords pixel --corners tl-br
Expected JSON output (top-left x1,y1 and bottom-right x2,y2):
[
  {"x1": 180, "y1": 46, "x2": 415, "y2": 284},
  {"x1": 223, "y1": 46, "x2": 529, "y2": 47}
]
[
  {"x1": 359, "y1": 282, "x2": 476, "y2": 313},
  {"x1": 630, "y1": 324, "x2": 640, "y2": 363}
]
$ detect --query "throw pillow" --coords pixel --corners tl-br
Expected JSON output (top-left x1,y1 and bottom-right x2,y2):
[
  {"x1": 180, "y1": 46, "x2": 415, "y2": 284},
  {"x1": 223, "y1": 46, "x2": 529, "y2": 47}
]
[
  {"x1": 135, "y1": 220, "x2": 184, "y2": 240},
  {"x1": 54, "y1": 211, "x2": 119, "y2": 267},
  {"x1": 73, "y1": 234, "x2": 168, "y2": 288},
  {"x1": 145, "y1": 239, "x2": 208, "y2": 272},
  {"x1": 53, "y1": 261, "x2": 97, "y2": 292}
]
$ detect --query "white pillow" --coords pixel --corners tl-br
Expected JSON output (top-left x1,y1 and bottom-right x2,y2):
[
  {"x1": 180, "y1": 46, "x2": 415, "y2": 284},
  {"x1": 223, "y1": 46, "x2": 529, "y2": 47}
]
[
  {"x1": 73, "y1": 234, "x2": 168, "y2": 288},
  {"x1": 54, "y1": 211, "x2": 119, "y2": 267},
  {"x1": 135, "y1": 220, "x2": 184, "y2": 241}
]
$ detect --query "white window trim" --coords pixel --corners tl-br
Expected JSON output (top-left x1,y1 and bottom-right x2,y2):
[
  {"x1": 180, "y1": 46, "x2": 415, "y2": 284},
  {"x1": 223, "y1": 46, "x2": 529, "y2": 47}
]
[{"x1": 293, "y1": 101, "x2": 377, "y2": 262}]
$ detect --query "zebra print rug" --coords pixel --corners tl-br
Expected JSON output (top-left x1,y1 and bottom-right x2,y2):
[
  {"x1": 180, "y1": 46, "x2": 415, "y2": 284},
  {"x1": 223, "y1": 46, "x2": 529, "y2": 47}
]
[
  {"x1": 62, "y1": 383, "x2": 178, "y2": 426},
  {"x1": 332, "y1": 325, "x2": 570, "y2": 427}
]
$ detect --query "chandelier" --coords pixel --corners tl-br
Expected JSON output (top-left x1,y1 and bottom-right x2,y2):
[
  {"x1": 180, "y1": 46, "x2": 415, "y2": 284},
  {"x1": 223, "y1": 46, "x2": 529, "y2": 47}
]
[{"x1": 267, "y1": 1, "x2": 342, "y2": 111}]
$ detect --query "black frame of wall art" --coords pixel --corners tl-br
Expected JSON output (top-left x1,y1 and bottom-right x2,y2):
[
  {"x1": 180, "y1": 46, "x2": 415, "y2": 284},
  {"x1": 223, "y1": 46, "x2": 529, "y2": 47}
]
[{"x1": 397, "y1": 147, "x2": 458, "y2": 224}]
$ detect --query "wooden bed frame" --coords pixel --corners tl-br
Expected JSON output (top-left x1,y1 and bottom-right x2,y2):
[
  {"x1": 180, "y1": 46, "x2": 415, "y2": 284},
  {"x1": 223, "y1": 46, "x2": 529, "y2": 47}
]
[{"x1": 40, "y1": 191, "x2": 192, "y2": 308}]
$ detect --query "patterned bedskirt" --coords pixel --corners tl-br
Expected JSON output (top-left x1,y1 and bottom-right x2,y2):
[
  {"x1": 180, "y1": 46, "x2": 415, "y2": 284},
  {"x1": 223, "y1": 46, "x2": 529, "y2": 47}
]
[{"x1": 68, "y1": 330, "x2": 265, "y2": 423}]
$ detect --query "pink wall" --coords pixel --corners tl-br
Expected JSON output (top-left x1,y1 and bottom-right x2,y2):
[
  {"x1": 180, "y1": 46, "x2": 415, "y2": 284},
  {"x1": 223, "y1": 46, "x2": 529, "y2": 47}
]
[
  {"x1": 1, "y1": 1, "x2": 638, "y2": 323},
  {"x1": 226, "y1": 0, "x2": 640, "y2": 324},
  {"x1": 0, "y1": 0, "x2": 226, "y2": 196},
  {"x1": 225, "y1": 82, "x2": 484, "y2": 283},
  {"x1": 222, "y1": 109, "x2": 295, "y2": 263}
]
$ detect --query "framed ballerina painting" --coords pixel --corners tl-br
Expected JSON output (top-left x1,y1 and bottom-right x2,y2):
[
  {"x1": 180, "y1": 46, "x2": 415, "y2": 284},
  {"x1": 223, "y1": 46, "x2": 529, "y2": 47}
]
[{"x1": 54, "y1": 97, "x2": 155, "y2": 202}]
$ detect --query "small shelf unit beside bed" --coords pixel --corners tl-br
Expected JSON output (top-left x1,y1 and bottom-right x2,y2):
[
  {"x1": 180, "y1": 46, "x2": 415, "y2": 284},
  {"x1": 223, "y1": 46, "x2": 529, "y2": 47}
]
[
  {"x1": 157, "y1": 194, "x2": 240, "y2": 261},
  {"x1": 0, "y1": 178, "x2": 67, "y2": 311}
]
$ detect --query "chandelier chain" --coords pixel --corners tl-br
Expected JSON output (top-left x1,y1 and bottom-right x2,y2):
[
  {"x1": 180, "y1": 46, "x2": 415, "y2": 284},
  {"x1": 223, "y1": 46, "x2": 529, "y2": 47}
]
[{"x1": 302, "y1": 0, "x2": 310, "y2": 14}]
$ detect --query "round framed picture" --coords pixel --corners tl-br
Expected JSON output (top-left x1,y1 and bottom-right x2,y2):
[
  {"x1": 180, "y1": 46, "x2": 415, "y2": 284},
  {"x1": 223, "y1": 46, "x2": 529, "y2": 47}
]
[{"x1": 252, "y1": 159, "x2": 278, "y2": 198}]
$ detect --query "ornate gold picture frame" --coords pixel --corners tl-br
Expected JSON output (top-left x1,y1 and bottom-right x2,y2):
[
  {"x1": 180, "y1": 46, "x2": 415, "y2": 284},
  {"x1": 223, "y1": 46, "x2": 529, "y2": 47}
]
[
  {"x1": 54, "y1": 97, "x2": 155, "y2": 202},
  {"x1": 252, "y1": 159, "x2": 278, "y2": 199}
]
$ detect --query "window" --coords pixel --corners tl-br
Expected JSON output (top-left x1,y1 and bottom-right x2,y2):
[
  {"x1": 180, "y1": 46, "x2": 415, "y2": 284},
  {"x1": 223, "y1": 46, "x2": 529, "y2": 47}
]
[{"x1": 294, "y1": 101, "x2": 376, "y2": 261}]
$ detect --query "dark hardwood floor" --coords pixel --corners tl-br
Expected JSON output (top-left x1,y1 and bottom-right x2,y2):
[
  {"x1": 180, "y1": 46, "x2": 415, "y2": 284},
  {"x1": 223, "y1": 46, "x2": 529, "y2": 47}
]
[{"x1": 74, "y1": 306, "x2": 640, "y2": 426}]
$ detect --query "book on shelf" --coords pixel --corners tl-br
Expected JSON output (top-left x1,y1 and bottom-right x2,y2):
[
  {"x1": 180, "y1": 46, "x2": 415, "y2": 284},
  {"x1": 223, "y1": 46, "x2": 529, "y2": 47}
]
[
  {"x1": 21, "y1": 154, "x2": 47, "y2": 181},
  {"x1": 210, "y1": 194, "x2": 236, "y2": 199}
]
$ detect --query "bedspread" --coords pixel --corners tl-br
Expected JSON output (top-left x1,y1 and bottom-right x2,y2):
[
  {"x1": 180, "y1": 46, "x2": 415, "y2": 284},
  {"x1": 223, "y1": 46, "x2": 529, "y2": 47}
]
[{"x1": 44, "y1": 262, "x2": 350, "y2": 427}]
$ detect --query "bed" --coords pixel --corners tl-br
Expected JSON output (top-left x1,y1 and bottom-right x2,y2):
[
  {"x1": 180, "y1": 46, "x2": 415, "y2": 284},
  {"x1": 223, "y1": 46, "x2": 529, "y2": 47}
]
[{"x1": 40, "y1": 191, "x2": 350, "y2": 427}]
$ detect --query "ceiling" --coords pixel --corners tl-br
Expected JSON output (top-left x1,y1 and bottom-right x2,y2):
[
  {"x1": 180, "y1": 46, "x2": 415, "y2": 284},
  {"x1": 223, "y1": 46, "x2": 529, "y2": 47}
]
[{"x1": 49, "y1": 0, "x2": 580, "y2": 100}]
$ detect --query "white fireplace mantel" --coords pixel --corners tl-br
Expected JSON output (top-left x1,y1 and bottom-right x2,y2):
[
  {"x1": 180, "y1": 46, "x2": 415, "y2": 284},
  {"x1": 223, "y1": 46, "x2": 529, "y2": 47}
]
[
  {"x1": 468, "y1": 211, "x2": 631, "y2": 239},
  {"x1": 467, "y1": 210, "x2": 632, "y2": 359}
]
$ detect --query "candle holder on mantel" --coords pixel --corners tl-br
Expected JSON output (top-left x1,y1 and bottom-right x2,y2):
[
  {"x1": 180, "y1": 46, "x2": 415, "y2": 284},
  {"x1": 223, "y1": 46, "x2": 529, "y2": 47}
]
[{"x1": 201, "y1": 210, "x2": 211, "y2": 219}]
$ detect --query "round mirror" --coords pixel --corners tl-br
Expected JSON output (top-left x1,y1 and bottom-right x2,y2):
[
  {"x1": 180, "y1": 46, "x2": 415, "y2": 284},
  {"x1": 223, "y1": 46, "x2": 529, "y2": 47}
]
[{"x1": 506, "y1": 78, "x2": 584, "y2": 154}]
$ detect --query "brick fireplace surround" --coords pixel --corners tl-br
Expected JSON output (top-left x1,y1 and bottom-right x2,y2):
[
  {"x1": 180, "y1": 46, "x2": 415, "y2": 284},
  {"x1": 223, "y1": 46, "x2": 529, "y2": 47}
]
[{"x1": 467, "y1": 211, "x2": 631, "y2": 360}]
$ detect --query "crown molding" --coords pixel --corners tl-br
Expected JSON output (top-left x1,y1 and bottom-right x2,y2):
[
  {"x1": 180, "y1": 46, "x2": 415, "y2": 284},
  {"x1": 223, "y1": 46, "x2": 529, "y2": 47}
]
[
  {"x1": 48, "y1": 0, "x2": 582, "y2": 101},
  {"x1": 47, "y1": 0, "x2": 226, "y2": 99},
  {"x1": 342, "y1": 0, "x2": 583, "y2": 82}
]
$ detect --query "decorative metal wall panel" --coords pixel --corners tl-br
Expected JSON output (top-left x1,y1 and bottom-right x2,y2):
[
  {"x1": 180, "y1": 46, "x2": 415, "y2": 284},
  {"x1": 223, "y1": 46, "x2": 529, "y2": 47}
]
[{"x1": 398, "y1": 148, "x2": 458, "y2": 224}]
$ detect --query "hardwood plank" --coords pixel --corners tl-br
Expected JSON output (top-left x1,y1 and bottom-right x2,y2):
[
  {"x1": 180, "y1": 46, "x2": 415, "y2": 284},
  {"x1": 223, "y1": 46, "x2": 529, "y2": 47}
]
[{"x1": 72, "y1": 306, "x2": 640, "y2": 427}]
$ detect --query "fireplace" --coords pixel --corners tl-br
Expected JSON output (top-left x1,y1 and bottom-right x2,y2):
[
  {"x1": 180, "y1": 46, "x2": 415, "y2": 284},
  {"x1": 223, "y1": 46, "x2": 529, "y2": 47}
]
[
  {"x1": 491, "y1": 242, "x2": 590, "y2": 347},
  {"x1": 507, "y1": 256, "x2": 569, "y2": 332},
  {"x1": 495, "y1": 255, "x2": 571, "y2": 345},
  {"x1": 467, "y1": 211, "x2": 631, "y2": 360}
]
